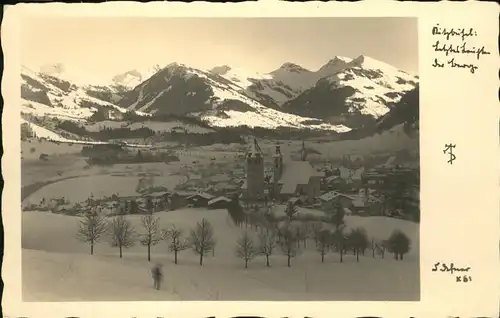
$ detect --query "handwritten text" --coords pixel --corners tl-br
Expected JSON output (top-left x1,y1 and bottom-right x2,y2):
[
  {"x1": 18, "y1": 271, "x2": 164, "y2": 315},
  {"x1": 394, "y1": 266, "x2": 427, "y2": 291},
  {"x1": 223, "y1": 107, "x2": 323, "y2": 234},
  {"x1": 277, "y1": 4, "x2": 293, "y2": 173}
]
[{"x1": 431, "y1": 23, "x2": 490, "y2": 74}]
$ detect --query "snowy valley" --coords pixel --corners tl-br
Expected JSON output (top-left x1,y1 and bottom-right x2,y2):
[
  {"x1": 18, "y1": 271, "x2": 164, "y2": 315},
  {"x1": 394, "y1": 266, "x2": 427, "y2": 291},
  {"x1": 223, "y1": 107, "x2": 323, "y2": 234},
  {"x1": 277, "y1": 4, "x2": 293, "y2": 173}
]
[{"x1": 20, "y1": 54, "x2": 420, "y2": 302}]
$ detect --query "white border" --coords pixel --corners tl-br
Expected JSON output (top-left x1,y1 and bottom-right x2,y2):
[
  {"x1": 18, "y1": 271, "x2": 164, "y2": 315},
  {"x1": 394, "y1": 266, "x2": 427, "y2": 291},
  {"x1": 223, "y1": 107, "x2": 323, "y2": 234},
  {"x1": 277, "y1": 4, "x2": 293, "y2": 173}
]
[{"x1": 2, "y1": 2, "x2": 499, "y2": 317}]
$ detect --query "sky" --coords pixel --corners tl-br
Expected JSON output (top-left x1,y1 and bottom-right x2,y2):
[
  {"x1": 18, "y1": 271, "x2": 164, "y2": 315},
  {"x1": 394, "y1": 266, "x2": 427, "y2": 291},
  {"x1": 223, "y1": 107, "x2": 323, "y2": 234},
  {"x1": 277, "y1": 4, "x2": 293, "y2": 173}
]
[{"x1": 21, "y1": 17, "x2": 418, "y2": 79}]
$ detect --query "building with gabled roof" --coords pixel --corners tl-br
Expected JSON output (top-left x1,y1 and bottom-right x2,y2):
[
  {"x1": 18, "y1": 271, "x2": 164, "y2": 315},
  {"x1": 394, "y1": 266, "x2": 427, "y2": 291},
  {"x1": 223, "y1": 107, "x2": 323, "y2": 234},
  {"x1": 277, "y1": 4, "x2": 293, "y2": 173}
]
[
  {"x1": 242, "y1": 139, "x2": 323, "y2": 203},
  {"x1": 208, "y1": 196, "x2": 232, "y2": 209}
]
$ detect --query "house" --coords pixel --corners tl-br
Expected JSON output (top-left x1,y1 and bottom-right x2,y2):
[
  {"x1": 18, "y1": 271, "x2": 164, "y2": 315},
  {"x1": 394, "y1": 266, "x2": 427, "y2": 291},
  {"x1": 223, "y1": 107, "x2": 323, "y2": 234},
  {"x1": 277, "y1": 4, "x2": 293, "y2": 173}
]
[
  {"x1": 207, "y1": 196, "x2": 232, "y2": 209},
  {"x1": 187, "y1": 192, "x2": 215, "y2": 208},
  {"x1": 55, "y1": 203, "x2": 75, "y2": 215},
  {"x1": 318, "y1": 191, "x2": 359, "y2": 212},
  {"x1": 362, "y1": 171, "x2": 386, "y2": 186},
  {"x1": 147, "y1": 190, "x2": 170, "y2": 206},
  {"x1": 321, "y1": 175, "x2": 344, "y2": 191},
  {"x1": 287, "y1": 196, "x2": 306, "y2": 207},
  {"x1": 169, "y1": 192, "x2": 191, "y2": 210}
]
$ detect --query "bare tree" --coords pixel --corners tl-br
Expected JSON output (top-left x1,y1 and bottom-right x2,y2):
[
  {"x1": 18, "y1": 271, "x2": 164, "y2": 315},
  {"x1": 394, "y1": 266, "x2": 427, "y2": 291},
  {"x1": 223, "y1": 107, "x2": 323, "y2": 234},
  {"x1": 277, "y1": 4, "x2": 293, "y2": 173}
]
[
  {"x1": 371, "y1": 239, "x2": 377, "y2": 258},
  {"x1": 164, "y1": 224, "x2": 189, "y2": 264},
  {"x1": 333, "y1": 225, "x2": 347, "y2": 263},
  {"x1": 284, "y1": 202, "x2": 298, "y2": 222},
  {"x1": 316, "y1": 229, "x2": 331, "y2": 263},
  {"x1": 235, "y1": 231, "x2": 257, "y2": 269},
  {"x1": 348, "y1": 227, "x2": 369, "y2": 262},
  {"x1": 279, "y1": 225, "x2": 299, "y2": 268},
  {"x1": 310, "y1": 221, "x2": 323, "y2": 245},
  {"x1": 139, "y1": 214, "x2": 162, "y2": 262},
  {"x1": 387, "y1": 230, "x2": 411, "y2": 260},
  {"x1": 296, "y1": 223, "x2": 311, "y2": 248},
  {"x1": 258, "y1": 230, "x2": 277, "y2": 267},
  {"x1": 109, "y1": 215, "x2": 135, "y2": 258},
  {"x1": 76, "y1": 212, "x2": 108, "y2": 255},
  {"x1": 190, "y1": 218, "x2": 216, "y2": 266},
  {"x1": 329, "y1": 202, "x2": 345, "y2": 230}
]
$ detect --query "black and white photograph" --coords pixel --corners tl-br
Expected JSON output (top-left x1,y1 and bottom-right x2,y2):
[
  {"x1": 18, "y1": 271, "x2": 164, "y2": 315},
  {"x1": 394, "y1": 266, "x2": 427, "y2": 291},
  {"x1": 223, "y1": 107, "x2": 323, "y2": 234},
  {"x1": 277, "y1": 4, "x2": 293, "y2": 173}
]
[{"x1": 19, "y1": 17, "x2": 420, "y2": 302}]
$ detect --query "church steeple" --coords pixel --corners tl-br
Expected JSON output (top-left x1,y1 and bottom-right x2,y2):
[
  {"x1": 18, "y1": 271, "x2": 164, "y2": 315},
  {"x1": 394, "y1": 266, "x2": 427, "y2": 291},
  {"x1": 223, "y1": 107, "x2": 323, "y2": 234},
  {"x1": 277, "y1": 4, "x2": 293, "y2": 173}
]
[
  {"x1": 300, "y1": 140, "x2": 307, "y2": 161},
  {"x1": 245, "y1": 137, "x2": 265, "y2": 200},
  {"x1": 273, "y1": 141, "x2": 283, "y2": 183}
]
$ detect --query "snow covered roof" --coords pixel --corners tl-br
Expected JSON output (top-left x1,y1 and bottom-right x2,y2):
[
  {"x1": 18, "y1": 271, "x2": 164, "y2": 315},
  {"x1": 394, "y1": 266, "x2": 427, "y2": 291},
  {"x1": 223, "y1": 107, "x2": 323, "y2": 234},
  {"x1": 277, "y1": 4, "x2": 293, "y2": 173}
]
[
  {"x1": 324, "y1": 175, "x2": 342, "y2": 183},
  {"x1": 318, "y1": 191, "x2": 357, "y2": 202},
  {"x1": 288, "y1": 197, "x2": 305, "y2": 204},
  {"x1": 56, "y1": 204, "x2": 74, "y2": 210},
  {"x1": 208, "y1": 196, "x2": 232, "y2": 205},
  {"x1": 149, "y1": 191, "x2": 170, "y2": 197},
  {"x1": 187, "y1": 192, "x2": 215, "y2": 200},
  {"x1": 279, "y1": 161, "x2": 323, "y2": 194},
  {"x1": 318, "y1": 191, "x2": 341, "y2": 202}
]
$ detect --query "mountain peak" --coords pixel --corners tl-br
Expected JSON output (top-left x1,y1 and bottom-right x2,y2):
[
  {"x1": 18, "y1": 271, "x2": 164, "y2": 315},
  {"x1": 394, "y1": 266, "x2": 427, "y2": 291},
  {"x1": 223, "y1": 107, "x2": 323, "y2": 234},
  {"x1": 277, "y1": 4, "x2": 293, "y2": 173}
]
[
  {"x1": 327, "y1": 56, "x2": 352, "y2": 65},
  {"x1": 318, "y1": 56, "x2": 352, "y2": 73},
  {"x1": 39, "y1": 63, "x2": 66, "y2": 76},
  {"x1": 275, "y1": 62, "x2": 310, "y2": 73},
  {"x1": 210, "y1": 65, "x2": 232, "y2": 76},
  {"x1": 350, "y1": 55, "x2": 400, "y2": 73}
]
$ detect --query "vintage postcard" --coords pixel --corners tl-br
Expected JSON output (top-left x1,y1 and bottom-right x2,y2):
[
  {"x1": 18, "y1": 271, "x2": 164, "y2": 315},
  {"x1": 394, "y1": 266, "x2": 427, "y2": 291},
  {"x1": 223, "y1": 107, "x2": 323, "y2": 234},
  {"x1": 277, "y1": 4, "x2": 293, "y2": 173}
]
[{"x1": 1, "y1": 1, "x2": 499, "y2": 318}]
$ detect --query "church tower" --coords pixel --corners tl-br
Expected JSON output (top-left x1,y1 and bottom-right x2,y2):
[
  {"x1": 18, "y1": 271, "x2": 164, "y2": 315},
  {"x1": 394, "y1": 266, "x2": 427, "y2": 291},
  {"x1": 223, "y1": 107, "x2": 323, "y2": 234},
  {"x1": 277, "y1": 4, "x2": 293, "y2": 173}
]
[
  {"x1": 273, "y1": 142, "x2": 283, "y2": 183},
  {"x1": 245, "y1": 138, "x2": 265, "y2": 200},
  {"x1": 300, "y1": 140, "x2": 307, "y2": 161}
]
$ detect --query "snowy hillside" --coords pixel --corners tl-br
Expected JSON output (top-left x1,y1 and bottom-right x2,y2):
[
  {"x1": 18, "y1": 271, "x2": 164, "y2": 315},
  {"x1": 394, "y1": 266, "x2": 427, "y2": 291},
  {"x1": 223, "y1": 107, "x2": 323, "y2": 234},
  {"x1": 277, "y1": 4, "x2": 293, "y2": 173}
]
[
  {"x1": 210, "y1": 65, "x2": 273, "y2": 89},
  {"x1": 282, "y1": 55, "x2": 418, "y2": 129},
  {"x1": 212, "y1": 55, "x2": 418, "y2": 116},
  {"x1": 118, "y1": 63, "x2": 350, "y2": 132},
  {"x1": 111, "y1": 65, "x2": 160, "y2": 90},
  {"x1": 21, "y1": 118, "x2": 107, "y2": 145},
  {"x1": 23, "y1": 210, "x2": 419, "y2": 301},
  {"x1": 21, "y1": 66, "x2": 148, "y2": 121}
]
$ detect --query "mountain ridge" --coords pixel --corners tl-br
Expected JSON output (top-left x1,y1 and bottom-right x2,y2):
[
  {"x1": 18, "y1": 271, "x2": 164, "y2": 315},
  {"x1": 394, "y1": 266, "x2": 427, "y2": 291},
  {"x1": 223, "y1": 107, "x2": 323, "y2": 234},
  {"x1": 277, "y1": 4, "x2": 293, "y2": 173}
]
[{"x1": 21, "y1": 54, "x2": 418, "y2": 135}]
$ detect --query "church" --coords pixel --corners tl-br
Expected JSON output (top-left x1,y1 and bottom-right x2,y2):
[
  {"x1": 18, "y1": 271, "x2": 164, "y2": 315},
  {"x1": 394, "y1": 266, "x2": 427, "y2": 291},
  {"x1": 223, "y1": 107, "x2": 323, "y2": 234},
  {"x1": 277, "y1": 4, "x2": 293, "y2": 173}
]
[{"x1": 241, "y1": 139, "x2": 323, "y2": 204}]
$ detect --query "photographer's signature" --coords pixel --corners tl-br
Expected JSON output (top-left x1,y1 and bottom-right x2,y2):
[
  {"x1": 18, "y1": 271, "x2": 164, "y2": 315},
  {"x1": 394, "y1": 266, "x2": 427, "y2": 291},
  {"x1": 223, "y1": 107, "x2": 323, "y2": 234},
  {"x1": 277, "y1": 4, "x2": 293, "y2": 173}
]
[{"x1": 432, "y1": 262, "x2": 472, "y2": 283}]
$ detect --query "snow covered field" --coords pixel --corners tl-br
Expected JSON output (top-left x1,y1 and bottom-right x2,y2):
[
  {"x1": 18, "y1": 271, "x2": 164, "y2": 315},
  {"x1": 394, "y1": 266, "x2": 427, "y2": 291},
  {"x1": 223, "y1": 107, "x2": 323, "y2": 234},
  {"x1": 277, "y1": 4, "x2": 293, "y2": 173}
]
[
  {"x1": 22, "y1": 174, "x2": 187, "y2": 205},
  {"x1": 256, "y1": 124, "x2": 418, "y2": 160},
  {"x1": 22, "y1": 209, "x2": 420, "y2": 301}
]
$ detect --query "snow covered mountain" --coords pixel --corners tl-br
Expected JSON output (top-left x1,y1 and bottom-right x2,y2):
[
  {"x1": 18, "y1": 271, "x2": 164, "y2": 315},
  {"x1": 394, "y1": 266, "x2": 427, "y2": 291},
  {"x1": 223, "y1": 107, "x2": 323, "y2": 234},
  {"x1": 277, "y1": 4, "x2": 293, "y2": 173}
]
[
  {"x1": 110, "y1": 65, "x2": 160, "y2": 90},
  {"x1": 281, "y1": 55, "x2": 418, "y2": 129},
  {"x1": 21, "y1": 55, "x2": 418, "y2": 134},
  {"x1": 208, "y1": 55, "x2": 418, "y2": 129},
  {"x1": 117, "y1": 63, "x2": 350, "y2": 132},
  {"x1": 21, "y1": 66, "x2": 148, "y2": 122}
]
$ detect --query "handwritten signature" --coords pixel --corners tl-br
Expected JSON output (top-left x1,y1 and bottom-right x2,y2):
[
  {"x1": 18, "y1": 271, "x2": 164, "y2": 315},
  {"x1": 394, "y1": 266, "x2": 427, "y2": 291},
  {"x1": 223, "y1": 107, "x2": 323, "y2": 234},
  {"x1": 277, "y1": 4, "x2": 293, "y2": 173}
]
[{"x1": 431, "y1": 262, "x2": 471, "y2": 275}]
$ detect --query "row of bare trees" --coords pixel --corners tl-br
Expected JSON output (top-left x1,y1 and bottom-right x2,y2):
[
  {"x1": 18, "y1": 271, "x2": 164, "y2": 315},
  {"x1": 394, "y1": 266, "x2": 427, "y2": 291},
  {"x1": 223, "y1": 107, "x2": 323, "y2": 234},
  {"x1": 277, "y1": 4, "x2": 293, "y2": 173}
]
[
  {"x1": 234, "y1": 220, "x2": 411, "y2": 269},
  {"x1": 230, "y1": 198, "x2": 411, "y2": 268},
  {"x1": 77, "y1": 213, "x2": 216, "y2": 265}
]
